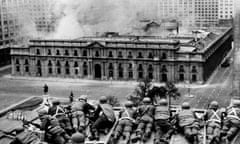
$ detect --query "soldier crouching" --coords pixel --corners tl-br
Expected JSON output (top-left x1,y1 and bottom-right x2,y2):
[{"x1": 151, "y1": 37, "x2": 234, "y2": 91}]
[
  {"x1": 112, "y1": 101, "x2": 137, "y2": 143},
  {"x1": 154, "y1": 99, "x2": 173, "y2": 144},
  {"x1": 175, "y1": 102, "x2": 200, "y2": 144},
  {"x1": 221, "y1": 100, "x2": 240, "y2": 142},
  {"x1": 38, "y1": 109, "x2": 70, "y2": 144},
  {"x1": 133, "y1": 97, "x2": 154, "y2": 142}
]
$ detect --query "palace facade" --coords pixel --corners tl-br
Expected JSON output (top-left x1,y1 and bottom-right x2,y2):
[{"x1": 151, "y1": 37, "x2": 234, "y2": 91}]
[{"x1": 11, "y1": 27, "x2": 232, "y2": 83}]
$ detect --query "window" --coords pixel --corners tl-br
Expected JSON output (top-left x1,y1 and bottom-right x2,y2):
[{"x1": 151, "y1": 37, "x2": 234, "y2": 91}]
[
  {"x1": 108, "y1": 63, "x2": 114, "y2": 77},
  {"x1": 179, "y1": 74, "x2": 184, "y2": 81},
  {"x1": 179, "y1": 65, "x2": 185, "y2": 72},
  {"x1": 83, "y1": 62, "x2": 88, "y2": 76},
  {"x1": 74, "y1": 50, "x2": 78, "y2": 56},
  {"x1": 15, "y1": 59, "x2": 20, "y2": 65},
  {"x1": 24, "y1": 59, "x2": 29, "y2": 65},
  {"x1": 118, "y1": 64, "x2": 123, "y2": 78},
  {"x1": 148, "y1": 65, "x2": 154, "y2": 79},
  {"x1": 65, "y1": 61, "x2": 70, "y2": 75},
  {"x1": 56, "y1": 49, "x2": 60, "y2": 55},
  {"x1": 128, "y1": 63, "x2": 133, "y2": 79},
  {"x1": 56, "y1": 61, "x2": 61, "y2": 74},
  {"x1": 64, "y1": 50, "x2": 69, "y2": 56},
  {"x1": 162, "y1": 53, "x2": 167, "y2": 59},
  {"x1": 192, "y1": 74, "x2": 197, "y2": 82},
  {"x1": 192, "y1": 66, "x2": 197, "y2": 73},
  {"x1": 16, "y1": 65, "x2": 20, "y2": 72},
  {"x1": 148, "y1": 52, "x2": 153, "y2": 59},
  {"x1": 108, "y1": 51, "x2": 113, "y2": 57},
  {"x1": 137, "y1": 52, "x2": 143, "y2": 58},
  {"x1": 36, "y1": 49, "x2": 40, "y2": 55},
  {"x1": 138, "y1": 64, "x2": 144, "y2": 79},
  {"x1": 47, "y1": 49, "x2": 51, "y2": 55},
  {"x1": 95, "y1": 51, "x2": 100, "y2": 57},
  {"x1": 83, "y1": 50, "x2": 87, "y2": 56},
  {"x1": 74, "y1": 62, "x2": 79, "y2": 75},
  {"x1": 48, "y1": 61, "x2": 52, "y2": 74},
  {"x1": 161, "y1": 65, "x2": 168, "y2": 72},
  {"x1": 128, "y1": 51, "x2": 133, "y2": 58},
  {"x1": 118, "y1": 51, "x2": 123, "y2": 58}
]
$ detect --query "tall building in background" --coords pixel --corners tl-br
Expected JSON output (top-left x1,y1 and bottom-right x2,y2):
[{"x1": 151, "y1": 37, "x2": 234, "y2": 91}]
[
  {"x1": 158, "y1": 0, "x2": 195, "y2": 26},
  {"x1": 195, "y1": 0, "x2": 219, "y2": 27},
  {"x1": 218, "y1": 0, "x2": 234, "y2": 26}
]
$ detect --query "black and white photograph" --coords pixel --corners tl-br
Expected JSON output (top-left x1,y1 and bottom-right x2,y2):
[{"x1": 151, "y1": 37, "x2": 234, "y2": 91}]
[{"x1": 0, "y1": 0, "x2": 240, "y2": 143}]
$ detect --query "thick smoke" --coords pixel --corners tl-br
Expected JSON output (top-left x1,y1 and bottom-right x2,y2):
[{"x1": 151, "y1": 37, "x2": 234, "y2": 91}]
[{"x1": 50, "y1": 0, "x2": 160, "y2": 39}]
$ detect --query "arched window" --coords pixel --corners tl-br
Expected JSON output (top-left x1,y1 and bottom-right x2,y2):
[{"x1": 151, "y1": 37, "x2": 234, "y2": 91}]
[
  {"x1": 37, "y1": 60, "x2": 41, "y2": 66},
  {"x1": 83, "y1": 62, "x2": 88, "y2": 76},
  {"x1": 65, "y1": 61, "x2": 70, "y2": 75},
  {"x1": 74, "y1": 50, "x2": 78, "y2": 56},
  {"x1": 128, "y1": 51, "x2": 133, "y2": 58},
  {"x1": 108, "y1": 51, "x2": 113, "y2": 57},
  {"x1": 118, "y1": 63, "x2": 123, "y2": 78},
  {"x1": 161, "y1": 65, "x2": 167, "y2": 82},
  {"x1": 161, "y1": 65, "x2": 168, "y2": 72},
  {"x1": 162, "y1": 52, "x2": 167, "y2": 59},
  {"x1": 15, "y1": 59, "x2": 20, "y2": 65},
  {"x1": 118, "y1": 51, "x2": 123, "y2": 58},
  {"x1": 56, "y1": 49, "x2": 60, "y2": 55},
  {"x1": 36, "y1": 49, "x2": 40, "y2": 55},
  {"x1": 192, "y1": 66, "x2": 197, "y2": 73},
  {"x1": 95, "y1": 51, "x2": 100, "y2": 57},
  {"x1": 108, "y1": 63, "x2": 114, "y2": 77},
  {"x1": 64, "y1": 50, "x2": 69, "y2": 56},
  {"x1": 148, "y1": 65, "x2": 154, "y2": 79},
  {"x1": 138, "y1": 64, "x2": 144, "y2": 79},
  {"x1": 137, "y1": 52, "x2": 143, "y2": 58},
  {"x1": 148, "y1": 52, "x2": 153, "y2": 59},
  {"x1": 83, "y1": 50, "x2": 87, "y2": 56},
  {"x1": 36, "y1": 60, "x2": 42, "y2": 76},
  {"x1": 47, "y1": 49, "x2": 51, "y2": 55}
]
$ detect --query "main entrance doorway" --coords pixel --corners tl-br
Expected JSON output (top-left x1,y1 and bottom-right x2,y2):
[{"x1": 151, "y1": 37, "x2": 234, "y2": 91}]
[{"x1": 94, "y1": 64, "x2": 101, "y2": 79}]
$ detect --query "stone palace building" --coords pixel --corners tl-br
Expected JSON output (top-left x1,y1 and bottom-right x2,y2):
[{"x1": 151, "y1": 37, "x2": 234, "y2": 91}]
[{"x1": 11, "y1": 27, "x2": 232, "y2": 83}]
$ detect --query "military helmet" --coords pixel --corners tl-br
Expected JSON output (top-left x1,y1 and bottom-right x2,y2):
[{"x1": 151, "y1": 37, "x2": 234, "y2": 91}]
[
  {"x1": 99, "y1": 96, "x2": 107, "y2": 103},
  {"x1": 71, "y1": 132, "x2": 85, "y2": 144},
  {"x1": 181, "y1": 102, "x2": 190, "y2": 109},
  {"x1": 159, "y1": 99, "x2": 168, "y2": 106},
  {"x1": 52, "y1": 99, "x2": 60, "y2": 105},
  {"x1": 38, "y1": 109, "x2": 48, "y2": 117},
  {"x1": 125, "y1": 101, "x2": 133, "y2": 107},
  {"x1": 209, "y1": 101, "x2": 219, "y2": 109},
  {"x1": 143, "y1": 97, "x2": 151, "y2": 104},
  {"x1": 232, "y1": 100, "x2": 240, "y2": 107},
  {"x1": 79, "y1": 95, "x2": 88, "y2": 101}
]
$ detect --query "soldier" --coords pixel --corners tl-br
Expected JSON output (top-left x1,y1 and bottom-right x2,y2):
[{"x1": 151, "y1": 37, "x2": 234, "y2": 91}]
[
  {"x1": 154, "y1": 99, "x2": 173, "y2": 144},
  {"x1": 38, "y1": 109, "x2": 70, "y2": 144},
  {"x1": 175, "y1": 102, "x2": 199, "y2": 144},
  {"x1": 134, "y1": 97, "x2": 155, "y2": 142},
  {"x1": 69, "y1": 91, "x2": 74, "y2": 103},
  {"x1": 71, "y1": 132, "x2": 85, "y2": 144},
  {"x1": 203, "y1": 101, "x2": 224, "y2": 143},
  {"x1": 112, "y1": 101, "x2": 137, "y2": 142},
  {"x1": 43, "y1": 84, "x2": 48, "y2": 95},
  {"x1": 48, "y1": 100, "x2": 73, "y2": 135},
  {"x1": 71, "y1": 95, "x2": 95, "y2": 132},
  {"x1": 222, "y1": 100, "x2": 240, "y2": 141},
  {"x1": 89, "y1": 96, "x2": 116, "y2": 140}
]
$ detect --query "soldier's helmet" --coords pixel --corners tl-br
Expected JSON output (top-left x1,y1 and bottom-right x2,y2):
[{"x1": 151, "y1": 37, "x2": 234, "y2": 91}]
[
  {"x1": 38, "y1": 109, "x2": 48, "y2": 117},
  {"x1": 181, "y1": 102, "x2": 190, "y2": 109},
  {"x1": 125, "y1": 101, "x2": 133, "y2": 108},
  {"x1": 99, "y1": 96, "x2": 107, "y2": 104},
  {"x1": 209, "y1": 101, "x2": 219, "y2": 109},
  {"x1": 232, "y1": 100, "x2": 240, "y2": 107},
  {"x1": 79, "y1": 95, "x2": 88, "y2": 101},
  {"x1": 71, "y1": 132, "x2": 85, "y2": 144},
  {"x1": 159, "y1": 99, "x2": 168, "y2": 106},
  {"x1": 52, "y1": 99, "x2": 60, "y2": 105},
  {"x1": 143, "y1": 97, "x2": 151, "y2": 104}
]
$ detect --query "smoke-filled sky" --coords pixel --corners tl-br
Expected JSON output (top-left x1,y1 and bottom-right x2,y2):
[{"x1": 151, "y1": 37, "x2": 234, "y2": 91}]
[{"x1": 50, "y1": 0, "x2": 160, "y2": 39}]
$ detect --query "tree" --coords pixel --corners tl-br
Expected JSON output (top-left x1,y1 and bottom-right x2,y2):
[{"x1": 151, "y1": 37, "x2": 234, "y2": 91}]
[
  {"x1": 147, "y1": 86, "x2": 167, "y2": 104},
  {"x1": 133, "y1": 78, "x2": 152, "y2": 105}
]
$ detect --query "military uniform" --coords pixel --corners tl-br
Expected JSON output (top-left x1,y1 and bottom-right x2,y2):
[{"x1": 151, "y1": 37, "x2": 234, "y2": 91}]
[
  {"x1": 48, "y1": 100, "x2": 73, "y2": 135},
  {"x1": 222, "y1": 101, "x2": 240, "y2": 141},
  {"x1": 135, "y1": 97, "x2": 154, "y2": 142},
  {"x1": 71, "y1": 95, "x2": 95, "y2": 132},
  {"x1": 203, "y1": 101, "x2": 223, "y2": 143},
  {"x1": 113, "y1": 101, "x2": 137, "y2": 142},
  {"x1": 71, "y1": 132, "x2": 85, "y2": 144},
  {"x1": 89, "y1": 96, "x2": 116, "y2": 140},
  {"x1": 176, "y1": 102, "x2": 199, "y2": 143},
  {"x1": 154, "y1": 99, "x2": 173, "y2": 144},
  {"x1": 38, "y1": 110, "x2": 70, "y2": 144}
]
